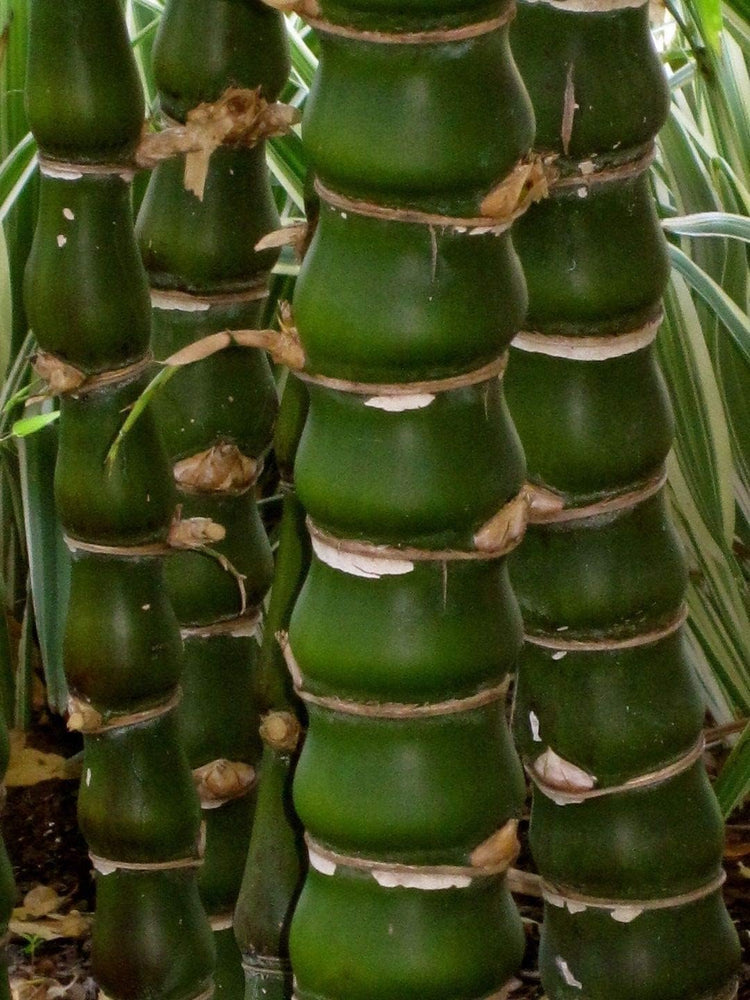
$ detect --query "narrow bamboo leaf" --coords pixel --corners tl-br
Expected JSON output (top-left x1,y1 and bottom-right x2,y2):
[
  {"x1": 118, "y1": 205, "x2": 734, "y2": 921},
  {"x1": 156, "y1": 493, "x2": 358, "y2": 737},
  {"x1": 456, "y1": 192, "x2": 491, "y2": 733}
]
[
  {"x1": 690, "y1": 0, "x2": 723, "y2": 51},
  {"x1": 662, "y1": 211, "x2": 750, "y2": 240},
  {"x1": 0, "y1": 572, "x2": 14, "y2": 727},
  {"x1": 14, "y1": 578, "x2": 33, "y2": 731},
  {"x1": 17, "y1": 399, "x2": 70, "y2": 716},
  {"x1": 714, "y1": 721, "x2": 750, "y2": 817},
  {"x1": 661, "y1": 277, "x2": 736, "y2": 546},
  {"x1": 0, "y1": 219, "x2": 11, "y2": 379},
  {"x1": 10, "y1": 411, "x2": 59, "y2": 438},
  {"x1": 105, "y1": 365, "x2": 176, "y2": 468},
  {"x1": 668, "y1": 243, "x2": 750, "y2": 365}
]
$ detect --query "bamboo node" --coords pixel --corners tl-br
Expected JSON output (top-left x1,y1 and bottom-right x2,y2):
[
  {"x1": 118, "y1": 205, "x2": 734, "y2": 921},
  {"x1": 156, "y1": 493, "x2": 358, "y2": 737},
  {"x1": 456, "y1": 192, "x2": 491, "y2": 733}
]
[
  {"x1": 67, "y1": 689, "x2": 182, "y2": 735},
  {"x1": 529, "y1": 736, "x2": 705, "y2": 804},
  {"x1": 542, "y1": 870, "x2": 727, "y2": 919},
  {"x1": 315, "y1": 170, "x2": 535, "y2": 234},
  {"x1": 305, "y1": 835, "x2": 515, "y2": 889},
  {"x1": 136, "y1": 88, "x2": 300, "y2": 199},
  {"x1": 259, "y1": 711, "x2": 303, "y2": 752},
  {"x1": 302, "y1": 9, "x2": 515, "y2": 44},
  {"x1": 297, "y1": 352, "x2": 508, "y2": 397},
  {"x1": 470, "y1": 819, "x2": 521, "y2": 874},
  {"x1": 174, "y1": 444, "x2": 259, "y2": 494},
  {"x1": 193, "y1": 759, "x2": 256, "y2": 808},
  {"x1": 32, "y1": 350, "x2": 153, "y2": 397},
  {"x1": 524, "y1": 601, "x2": 688, "y2": 652},
  {"x1": 32, "y1": 351, "x2": 85, "y2": 394},
  {"x1": 525, "y1": 467, "x2": 667, "y2": 525},
  {"x1": 261, "y1": 0, "x2": 321, "y2": 15},
  {"x1": 513, "y1": 310, "x2": 663, "y2": 361}
]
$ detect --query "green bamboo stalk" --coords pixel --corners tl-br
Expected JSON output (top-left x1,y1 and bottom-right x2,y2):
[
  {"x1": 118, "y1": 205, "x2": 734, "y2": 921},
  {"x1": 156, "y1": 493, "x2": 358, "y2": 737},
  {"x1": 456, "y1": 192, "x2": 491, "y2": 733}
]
[
  {"x1": 24, "y1": 2, "x2": 214, "y2": 997},
  {"x1": 234, "y1": 374, "x2": 310, "y2": 1000},
  {"x1": 275, "y1": 1, "x2": 537, "y2": 996},
  {"x1": 134, "y1": 2, "x2": 290, "y2": 992},
  {"x1": 504, "y1": 4, "x2": 741, "y2": 996}
]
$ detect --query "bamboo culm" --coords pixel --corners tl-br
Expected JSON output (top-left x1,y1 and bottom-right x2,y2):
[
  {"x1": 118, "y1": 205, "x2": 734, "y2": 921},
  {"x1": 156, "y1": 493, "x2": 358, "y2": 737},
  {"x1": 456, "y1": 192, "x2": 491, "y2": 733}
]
[
  {"x1": 234, "y1": 373, "x2": 311, "y2": 1000},
  {"x1": 505, "y1": 3, "x2": 741, "y2": 997},
  {"x1": 134, "y1": 1, "x2": 289, "y2": 993},
  {"x1": 281, "y1": 0, "x2": 535, "y2": 996},
  {"x1": 24, "y1": 3, "x2": 215, "y2": 999}
]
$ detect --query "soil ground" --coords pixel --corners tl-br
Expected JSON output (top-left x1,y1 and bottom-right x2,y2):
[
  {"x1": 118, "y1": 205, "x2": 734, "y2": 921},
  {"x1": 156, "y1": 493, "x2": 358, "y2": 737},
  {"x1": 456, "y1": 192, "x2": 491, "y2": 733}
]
[{"x1": 2, "y1": 708, "x2": 749, "y2": 1000}]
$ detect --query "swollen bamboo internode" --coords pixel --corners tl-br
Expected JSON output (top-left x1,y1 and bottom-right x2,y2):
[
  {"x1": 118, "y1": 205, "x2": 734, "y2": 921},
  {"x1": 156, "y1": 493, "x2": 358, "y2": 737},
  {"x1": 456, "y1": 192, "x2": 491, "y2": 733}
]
[
  {"x1": 505, "y1": 2, "x2": 741, "y2": 996},
  {"x1": 134, "y1": 1, "x2": 291, "y2": 992},
  {"x1": 280, "y1": 1, "x2": 535, "y2": 996},
  {"x1": 25, "y1": 2, "x2": 214, "y2": 997}
]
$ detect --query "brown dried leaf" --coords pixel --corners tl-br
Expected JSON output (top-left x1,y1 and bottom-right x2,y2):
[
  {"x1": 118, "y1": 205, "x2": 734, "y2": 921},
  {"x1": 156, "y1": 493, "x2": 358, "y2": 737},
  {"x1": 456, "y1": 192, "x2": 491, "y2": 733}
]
[
  {"x1": 169, "y1": 515, "x2": 226, "y2": 549},
  {"x1": 470, "y1": 819, "x2": 521, "y2": 874},
  {"x1": 480, "y1": 158, "x2": 549, "y2": 220},
  {"x1": 22, "y1": 886, "x2": 62, "y2": 918},
  {"x1": 6, "y1": 738, "x2": 69, "y2": 788},
  {"x1": 174, "y1": 445, "x2": 257, "y2": 493},
  {"x1": 473, "y1": 493, "x2": 529, "y2": 553},
  {"x1": 32, "y1": 353, "x2": 85, "y2": 395}
]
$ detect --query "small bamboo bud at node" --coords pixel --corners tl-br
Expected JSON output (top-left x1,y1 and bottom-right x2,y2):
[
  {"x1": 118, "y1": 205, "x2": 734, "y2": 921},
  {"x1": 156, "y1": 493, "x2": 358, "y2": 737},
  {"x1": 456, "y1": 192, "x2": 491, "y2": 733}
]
[
  {"x1": 534, "y1": 747, "x2": 597, "y2": 793},
  {"x1": 33, "y1": 351, "x2": 86, "y2": 395},
  {"x1": 470, "y1": 819, "x2": 521, "y2": 875},
  {"x1": 169, "y1": 512, "x2": 227, "y2": 549},
  {"x1": 260, "y1": 0, "x2": 321, "y2": 16},
  {"x1": 193, "y1": 759, "x2": 256, "y2": 807},
  {"x1": 67, "y1": 695, "x2": 103, "y2": 733},
  {"x1": 473, "y1": 491, "x2": 530, "y2": 553},
  {"x1": 525, "y1": 483, "x2": 566, "y2": 521},
  {"x1": 259, "y1": 711, "x2": 303, "y2": 753},
  {"x1": 174, "y1": 445, "x2": 258, "y2": 493},
  {"x1": 480, "y1": 156, "x2": 551, "y2": 221}
]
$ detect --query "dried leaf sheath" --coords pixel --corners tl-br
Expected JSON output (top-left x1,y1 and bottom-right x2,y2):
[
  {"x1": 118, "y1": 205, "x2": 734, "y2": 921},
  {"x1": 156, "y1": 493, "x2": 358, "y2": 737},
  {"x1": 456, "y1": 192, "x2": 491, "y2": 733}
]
[
  {"x1": 283, "y1": 1, "x2": 534, "y2": 996},
  {"x1": 504, "y1": 2, "x2": 741, "y2": 996},
  {"x1": 24, "y1": 2, "x2": 214, "y2": 998},
  {"x1": 134, "y1": 0, "x2": 289, "y2": 992}
]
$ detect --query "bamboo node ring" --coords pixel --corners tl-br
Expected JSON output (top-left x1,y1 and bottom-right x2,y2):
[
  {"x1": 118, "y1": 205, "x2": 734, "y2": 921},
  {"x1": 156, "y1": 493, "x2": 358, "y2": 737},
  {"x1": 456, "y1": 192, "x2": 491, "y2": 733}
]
[
  {"x1": 305, "y1": 486, "x2": 530, "y2": 571},
  {"x1": 524, "y1": 602, "x2": 688, "y2": 652},
  {"x1": 525, "y1": 466, "x2": 667, "y2": 525},
  {"x1": 32, "y1": 350, "x2": 153, "y2": 397},
  {"x1": 528, "y1": 735, "x2": 705, "y2": 804},
  {"x1": 67, "y1": 687, "x2": 182, "y2": 735},
  {"x1": 305, "y1": 828, "x2": 520, "y2": 887},
  {"x1": 89, "y1": 851, "x2": 204, "y2": 875},
  {"x1": 296, "y1": 351, "x2": 509, "y2": 395},
  {"x1": 301, "y1": 9, "x2": 516, "y2": 44},
  {"x1": 513, "y1": 310, "x2": 663, "y2": 361},
  {"x1": 542, "y1": 870, "x2": 728, "y2": 920},
  {"x1": 314, "y1": 155, "x2": 547, "y2": 234},
  {"x1": 290, "y1": 674, "x2": 511, "y2": 719}
]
